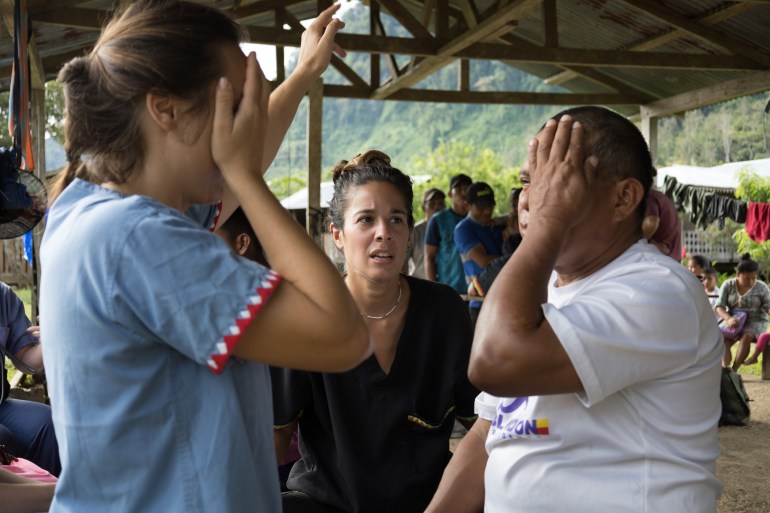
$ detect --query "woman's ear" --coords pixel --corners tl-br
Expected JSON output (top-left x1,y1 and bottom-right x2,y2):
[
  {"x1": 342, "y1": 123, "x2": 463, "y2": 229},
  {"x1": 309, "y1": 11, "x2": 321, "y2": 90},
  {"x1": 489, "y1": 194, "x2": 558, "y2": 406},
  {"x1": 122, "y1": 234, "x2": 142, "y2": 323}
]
[
  {"x1": 612, "y1": 178, "x2": 645, "y2": 222},
  {"x1": 144, "y1": 91, "x2": 178, "y2": 132},
  {"x1": 330, "y1": 222, "x2": 344, "y2": 250}
]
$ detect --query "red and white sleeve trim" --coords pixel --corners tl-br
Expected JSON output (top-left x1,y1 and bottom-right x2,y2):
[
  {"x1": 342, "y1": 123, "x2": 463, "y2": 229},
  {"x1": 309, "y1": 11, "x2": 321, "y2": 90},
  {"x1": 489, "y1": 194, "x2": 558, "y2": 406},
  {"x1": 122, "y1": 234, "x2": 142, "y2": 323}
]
[
  {"x1": 208, "y1": 201, "x2": 223, "y2": 232},
  {"x1": 207, "y1": 270, "x2": 282, "y2": 373}
]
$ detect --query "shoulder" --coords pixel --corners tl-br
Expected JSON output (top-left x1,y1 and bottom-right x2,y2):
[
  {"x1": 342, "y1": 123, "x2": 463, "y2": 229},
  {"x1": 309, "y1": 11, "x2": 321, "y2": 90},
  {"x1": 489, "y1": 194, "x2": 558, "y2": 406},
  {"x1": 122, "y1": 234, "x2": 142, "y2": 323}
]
[{"x1": 406, "y1": 275, "x2": 464, "y2": 306}]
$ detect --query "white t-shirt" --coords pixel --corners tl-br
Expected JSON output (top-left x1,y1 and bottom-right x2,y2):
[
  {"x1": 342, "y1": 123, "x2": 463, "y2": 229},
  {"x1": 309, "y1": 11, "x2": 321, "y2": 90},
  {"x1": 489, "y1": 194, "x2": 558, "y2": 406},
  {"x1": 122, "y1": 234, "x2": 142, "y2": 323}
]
[{"x1": 479, "y1": 240, "x2": 723, "y2": 513}]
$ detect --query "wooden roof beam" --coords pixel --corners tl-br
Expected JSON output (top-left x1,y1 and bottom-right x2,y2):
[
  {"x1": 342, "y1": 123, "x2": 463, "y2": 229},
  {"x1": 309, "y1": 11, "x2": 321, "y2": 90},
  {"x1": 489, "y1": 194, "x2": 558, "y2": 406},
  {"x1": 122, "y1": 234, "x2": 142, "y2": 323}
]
[
  {"x1": 619, "y1": 0, "x2": 770, "y2": 67},
  {"x1": 641, "y1": 70, "x2": 770, "y2": 118},
  {"x1": 371, "y1": 0, "x2": 544, "y2": 100},
  {"x1": 32, "y1": 8, "x2": 106, "y2": 30},
  {"x1": 545, "y1": 1, "x2": 756, "y2": 86},
  {"x1": 325, "y1": 84, "x2": 638, "y2": 105},
  {"x1": 282, "y1": 10, "x2": 369, "y2": 89},
  {"x1": 376, "y1": 0, "x2": 434, "y2": 39},
  {"x1": 458, "y1": 43, "x2": 762, "y2": 70}
]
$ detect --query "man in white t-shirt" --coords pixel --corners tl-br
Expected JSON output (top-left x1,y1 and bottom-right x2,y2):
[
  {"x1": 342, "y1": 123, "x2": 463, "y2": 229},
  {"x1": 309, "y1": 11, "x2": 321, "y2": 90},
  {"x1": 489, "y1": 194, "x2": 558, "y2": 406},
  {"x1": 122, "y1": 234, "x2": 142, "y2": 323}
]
[{"x1": 426, "y1": 106, "x2": 723, "y2": 513}]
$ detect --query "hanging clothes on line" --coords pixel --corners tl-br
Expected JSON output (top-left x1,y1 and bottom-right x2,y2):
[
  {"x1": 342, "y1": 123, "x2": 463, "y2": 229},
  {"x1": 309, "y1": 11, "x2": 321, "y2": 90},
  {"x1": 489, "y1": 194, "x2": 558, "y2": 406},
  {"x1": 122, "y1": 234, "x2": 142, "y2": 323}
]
[
  {"x1": 662, "y1": 175, "x2": 715, "y2": 229},
  {"x1": 746, "y1": 202, "x2": 770, "y2": 243},
  {"x1": 705, "y1": 194, "x2": 747, "y2": 229}
]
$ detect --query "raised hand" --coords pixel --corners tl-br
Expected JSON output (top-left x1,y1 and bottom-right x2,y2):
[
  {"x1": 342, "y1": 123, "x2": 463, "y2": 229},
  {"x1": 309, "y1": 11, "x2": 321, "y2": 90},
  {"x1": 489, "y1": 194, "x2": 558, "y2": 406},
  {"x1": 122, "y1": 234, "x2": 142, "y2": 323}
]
[
  {"x1": 212, "y1": 52, "x2": 271, "y2": 187},
  {"x1": 295, "y1": 3, "x2": 347, "y2": 80},
  {"x1": 525, "y1": 115, "x2": 598, "y2": 232}
]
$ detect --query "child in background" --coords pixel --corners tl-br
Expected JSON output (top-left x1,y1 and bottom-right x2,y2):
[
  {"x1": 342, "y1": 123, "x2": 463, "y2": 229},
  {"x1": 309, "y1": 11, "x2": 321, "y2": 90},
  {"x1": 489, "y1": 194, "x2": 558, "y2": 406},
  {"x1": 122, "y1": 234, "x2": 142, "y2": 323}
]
[{"x1": 703, "y1": 267, "x2": 721, "y2": 311}]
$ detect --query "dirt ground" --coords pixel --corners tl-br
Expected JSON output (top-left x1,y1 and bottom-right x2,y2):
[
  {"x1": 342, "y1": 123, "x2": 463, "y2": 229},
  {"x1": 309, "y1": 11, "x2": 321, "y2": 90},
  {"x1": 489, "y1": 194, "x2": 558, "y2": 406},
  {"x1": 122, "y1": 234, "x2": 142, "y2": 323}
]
[{"x1": 717, "y1": 373, "x2": 770, "y2": 513}]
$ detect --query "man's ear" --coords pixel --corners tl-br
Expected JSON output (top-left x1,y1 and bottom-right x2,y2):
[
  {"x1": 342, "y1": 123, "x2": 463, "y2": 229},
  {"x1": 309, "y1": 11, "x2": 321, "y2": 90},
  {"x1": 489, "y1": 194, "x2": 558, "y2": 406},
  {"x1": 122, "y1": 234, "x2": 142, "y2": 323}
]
[
  {"x1": 144, "y1": 91, "x2": 178, "y2": 132},
  {"x1": 612, "y1": 178, "x2": 645, "y2": 222},
  {"x1": 330, "y1": 222, "x2": 344, "y2": 250}
]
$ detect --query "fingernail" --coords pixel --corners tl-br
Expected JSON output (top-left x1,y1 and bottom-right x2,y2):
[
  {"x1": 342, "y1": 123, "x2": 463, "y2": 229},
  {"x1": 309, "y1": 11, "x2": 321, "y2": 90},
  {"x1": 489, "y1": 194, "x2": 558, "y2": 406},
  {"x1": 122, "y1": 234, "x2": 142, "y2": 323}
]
[
  {"x1": 218, "y1": 77, "x2": 229, "y2": 90},
  {"x1": 529, "y1": 138, "x2": 537, "y2": 146},
  {"x1": 588, "y1": 156, "x2": 599, "y2": 167},
  {"x1": 561, "y1": 115, "x2": 572, "y2": 122},
  {"x1": 546, "y1": 119, "x2": 556, "y2": 127},
  {"x1": 573, "y1": 121, "x2": 581, "y2": 129}
]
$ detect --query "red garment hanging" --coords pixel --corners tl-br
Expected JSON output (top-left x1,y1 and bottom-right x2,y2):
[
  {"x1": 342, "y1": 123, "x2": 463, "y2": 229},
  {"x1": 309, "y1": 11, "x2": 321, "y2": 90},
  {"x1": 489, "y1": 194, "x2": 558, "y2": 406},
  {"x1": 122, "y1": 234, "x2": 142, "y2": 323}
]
[{"x1": 745, "y1": 202, "x2": 770, "y2": 243}]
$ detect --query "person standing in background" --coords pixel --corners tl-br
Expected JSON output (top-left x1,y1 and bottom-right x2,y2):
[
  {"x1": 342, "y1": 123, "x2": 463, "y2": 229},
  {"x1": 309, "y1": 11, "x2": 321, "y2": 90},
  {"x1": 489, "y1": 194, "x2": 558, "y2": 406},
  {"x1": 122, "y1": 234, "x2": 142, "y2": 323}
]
[
  {"x1": 407, "y1": 188, "x2": 445, "y2": 279},
  {"x1": 425, "y1": 174, "x2": 472, "y2": 293},
  {"x1": 643, "y1": 188, "x2": 682, "y2": 261}
]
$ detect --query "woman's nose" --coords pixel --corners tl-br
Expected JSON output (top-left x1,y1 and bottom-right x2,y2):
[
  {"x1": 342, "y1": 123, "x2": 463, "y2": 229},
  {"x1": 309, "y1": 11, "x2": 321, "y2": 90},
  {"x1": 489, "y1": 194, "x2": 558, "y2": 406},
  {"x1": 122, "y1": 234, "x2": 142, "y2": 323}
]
[{"x1": 375, "y1": 220, "x2": 393, "y2": 240}]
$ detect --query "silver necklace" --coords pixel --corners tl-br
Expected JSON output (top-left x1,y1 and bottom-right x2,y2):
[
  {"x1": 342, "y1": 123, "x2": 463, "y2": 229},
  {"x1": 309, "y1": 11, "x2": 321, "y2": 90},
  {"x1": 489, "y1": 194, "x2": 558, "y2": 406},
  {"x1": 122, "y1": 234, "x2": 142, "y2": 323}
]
[{"x1": 362, "y1": 281, "x2": 402, "y2": 320}]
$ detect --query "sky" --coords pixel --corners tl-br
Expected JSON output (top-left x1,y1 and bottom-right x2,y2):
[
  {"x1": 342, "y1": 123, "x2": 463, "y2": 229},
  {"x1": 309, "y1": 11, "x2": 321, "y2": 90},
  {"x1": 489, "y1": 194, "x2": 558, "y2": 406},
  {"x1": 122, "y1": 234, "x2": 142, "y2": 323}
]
[{"x1": 241, "y1": 1, "x2": 360, "y2": 81}]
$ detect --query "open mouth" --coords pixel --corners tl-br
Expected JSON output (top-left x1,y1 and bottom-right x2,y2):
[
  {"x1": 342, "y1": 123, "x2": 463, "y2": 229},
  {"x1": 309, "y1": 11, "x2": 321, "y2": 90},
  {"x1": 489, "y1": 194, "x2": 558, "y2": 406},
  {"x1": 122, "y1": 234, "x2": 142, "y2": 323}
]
[{"x1": 370, "y1": 250, "x2": 394, "y2": 261}]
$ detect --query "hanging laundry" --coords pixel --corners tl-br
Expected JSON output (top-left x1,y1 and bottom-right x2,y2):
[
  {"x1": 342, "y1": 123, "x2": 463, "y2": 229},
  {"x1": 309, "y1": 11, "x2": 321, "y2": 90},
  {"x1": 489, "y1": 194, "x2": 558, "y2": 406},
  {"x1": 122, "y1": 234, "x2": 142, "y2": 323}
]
[
  {"x1": 746, "y1": 202, "x2": 770, "y2": 243},
  {"x1": 705, "y1": 194, "x2": 747, "y2": 229},
  {"x1": 662, "y1": 175, "x2": 715, "y2": 229}
]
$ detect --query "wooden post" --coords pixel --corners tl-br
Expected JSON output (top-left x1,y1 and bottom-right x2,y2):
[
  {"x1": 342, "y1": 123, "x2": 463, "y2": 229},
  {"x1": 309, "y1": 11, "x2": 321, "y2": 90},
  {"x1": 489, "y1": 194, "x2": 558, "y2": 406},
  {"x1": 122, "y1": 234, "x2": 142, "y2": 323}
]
[
  {"x1": 30, "y1": 87, "x2": 45, "y2": 318},
  {"x1": 762, "y1": 348, "x2": 770, "y2": 380},
  {"x1": 306, "y1": 78, "x2": 323, "y2": 249},
  {"x1": 640, "y1": 107, "x2": 659, "y2": 167}
]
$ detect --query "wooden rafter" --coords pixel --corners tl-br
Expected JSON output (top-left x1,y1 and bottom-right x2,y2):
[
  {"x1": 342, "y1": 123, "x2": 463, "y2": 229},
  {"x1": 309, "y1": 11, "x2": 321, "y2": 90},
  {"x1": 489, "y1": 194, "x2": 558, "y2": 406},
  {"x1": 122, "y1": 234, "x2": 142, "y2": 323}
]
[
  {"x1": 619, "y1": 0, "x2": 770, "y2": 67},
  {"x1": 371, "y1": 0, "x2": 544, "y2": 100}
]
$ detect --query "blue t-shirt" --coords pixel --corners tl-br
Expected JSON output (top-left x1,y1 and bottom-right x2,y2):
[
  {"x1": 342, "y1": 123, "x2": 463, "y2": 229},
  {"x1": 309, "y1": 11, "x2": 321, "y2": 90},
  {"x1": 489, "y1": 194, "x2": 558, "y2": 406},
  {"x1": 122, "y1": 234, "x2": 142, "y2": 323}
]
[
  {"x1": 0, "y1": 282, "x2": 37, "y2": 403},
  {"x1": 41, "y1": 179, "x2": 282, "y2": 513},
  {"x1": 424, "y1": 208, "x2": 466, "y2": 293},
  {"x1": 454, "y1": 216, "x2": 504, "y2": 308}
]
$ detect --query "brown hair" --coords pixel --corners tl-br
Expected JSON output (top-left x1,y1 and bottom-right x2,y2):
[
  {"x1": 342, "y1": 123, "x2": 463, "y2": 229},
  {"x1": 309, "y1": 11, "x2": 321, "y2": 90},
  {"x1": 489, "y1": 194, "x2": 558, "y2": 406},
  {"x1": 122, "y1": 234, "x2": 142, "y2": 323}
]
[
  {"x1": 50, "y1": 0, "x2": 245, "y2": 203},
  {"x1": 326, "y1": 150, "x2": 415, "y2": 233}
]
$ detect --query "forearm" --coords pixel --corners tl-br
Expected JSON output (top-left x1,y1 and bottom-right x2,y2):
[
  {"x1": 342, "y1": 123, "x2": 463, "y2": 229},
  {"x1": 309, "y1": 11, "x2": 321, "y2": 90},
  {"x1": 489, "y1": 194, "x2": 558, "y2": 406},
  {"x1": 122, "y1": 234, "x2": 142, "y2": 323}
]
[
  {"x1": 274, "y1": 421, "x2": 296, "y2": 464},
  {"x1": 425, "y1": 419, "x2": 489, "y2": 513},
  {"x1": 233, "y1": 177, "x2": 355, "y2": 319},
  {"x1": 263, "y1": 69, "x2": 316, "y2": 171},
  {"x1": 0, "y1": 483, "x2": 55, "y2": 513},
  {"x1": 470, "y1": 225, "x2": 574, "y2": 395},
  {"x1": 15, "y1": 344, "x2": 43, "y2": 373}
]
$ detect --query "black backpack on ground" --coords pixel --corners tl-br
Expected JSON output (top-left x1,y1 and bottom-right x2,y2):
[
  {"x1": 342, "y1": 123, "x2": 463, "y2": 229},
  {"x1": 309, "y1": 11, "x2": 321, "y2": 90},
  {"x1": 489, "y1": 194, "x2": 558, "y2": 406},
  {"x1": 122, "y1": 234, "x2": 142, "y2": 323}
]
[{"x1": 719, "y1": 368, "x2": 751, "y2": 427}]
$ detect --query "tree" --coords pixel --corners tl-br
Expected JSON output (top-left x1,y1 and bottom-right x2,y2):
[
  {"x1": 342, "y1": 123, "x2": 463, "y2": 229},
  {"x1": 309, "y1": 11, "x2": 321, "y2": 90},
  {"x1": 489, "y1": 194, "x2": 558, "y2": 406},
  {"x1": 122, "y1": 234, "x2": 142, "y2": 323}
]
[
  {"x1": 408, "y1": 140, "x2": 520, "y2": 222},
  {"x1": 733, "y1": 169, "x2": 770, "y2": 275}
]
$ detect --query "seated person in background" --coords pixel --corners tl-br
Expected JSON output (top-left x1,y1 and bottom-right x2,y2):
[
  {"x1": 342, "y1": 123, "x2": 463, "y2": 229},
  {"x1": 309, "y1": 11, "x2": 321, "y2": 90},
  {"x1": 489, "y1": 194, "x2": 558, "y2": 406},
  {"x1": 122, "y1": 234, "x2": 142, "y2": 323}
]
[
  {"x1": 215, "y1": 206, "x2": 268, "y2": 266},
  {"x1": 468, "y1": 187, "x2": 522, "y2": 299},
  {"x1": 0, "y1": 462, "x2": 55, "y2": 513},
  {"x1": 703, "y1": 267, "x2": 721, "y2": 311},
  {"x1": 274, "y1": 151, "x2": 478, "y2": 513},
  {"x1": 407, "y1": 187, "x2": 445, "y2": 279},
  {"x1": 454, "y1": 182, "x2": 504, "y2": 325},
  {"x1": 715, "y1": 254, "x2": 770, "y2": 371},
  {"x1": 642, "y1": 187, "x2": 681, "y2": 261},
  {"x1": 0, "y1": 282, "x2": 60, "y2": 476},
  {"x1": 745, "y1": 331, "x2": 769, "y2": 366},
  {"x1": 687, "y1": 254, "x2": 709, "y2": 278},
  {"x1": 426, "y1": 106, "x2": 723, "y2": 513}
]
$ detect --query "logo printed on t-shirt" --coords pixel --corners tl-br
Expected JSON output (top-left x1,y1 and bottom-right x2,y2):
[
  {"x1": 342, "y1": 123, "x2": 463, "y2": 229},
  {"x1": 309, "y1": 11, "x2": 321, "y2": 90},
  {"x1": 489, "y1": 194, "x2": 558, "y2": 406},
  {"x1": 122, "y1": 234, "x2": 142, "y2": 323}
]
[{"x1": 490, "y1": 397, "x2": 550, "y2": 440}]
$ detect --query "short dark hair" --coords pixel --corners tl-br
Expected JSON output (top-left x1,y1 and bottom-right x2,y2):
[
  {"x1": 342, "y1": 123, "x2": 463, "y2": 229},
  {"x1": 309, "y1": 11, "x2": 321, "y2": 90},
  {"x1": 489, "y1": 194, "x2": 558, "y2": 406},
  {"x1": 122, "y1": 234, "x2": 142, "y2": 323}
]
[
  {"x1": 689, "y1": 254, "x2": 709, "y2": 269},
  {"x1": 547, "y1": 106, "x2": 654, "y2": 222},
  {"x1": 704, "y1": 267, "x2": 718, "y2": 277}
]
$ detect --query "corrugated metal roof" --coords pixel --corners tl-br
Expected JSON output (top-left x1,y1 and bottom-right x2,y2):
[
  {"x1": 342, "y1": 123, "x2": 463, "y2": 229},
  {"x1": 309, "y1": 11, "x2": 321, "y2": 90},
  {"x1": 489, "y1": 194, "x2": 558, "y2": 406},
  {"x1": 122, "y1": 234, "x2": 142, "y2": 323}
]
[{"x1": 0, "y1": 0, "x2": 768, "y2": 112}]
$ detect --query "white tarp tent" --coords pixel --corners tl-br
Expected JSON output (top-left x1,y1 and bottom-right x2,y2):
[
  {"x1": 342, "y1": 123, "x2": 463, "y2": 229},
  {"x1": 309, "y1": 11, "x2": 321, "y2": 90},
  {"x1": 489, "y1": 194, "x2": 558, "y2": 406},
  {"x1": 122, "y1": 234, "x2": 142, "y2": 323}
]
[{"x1": 656, "y1": 158, "x2": 770, "y2": 190}]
